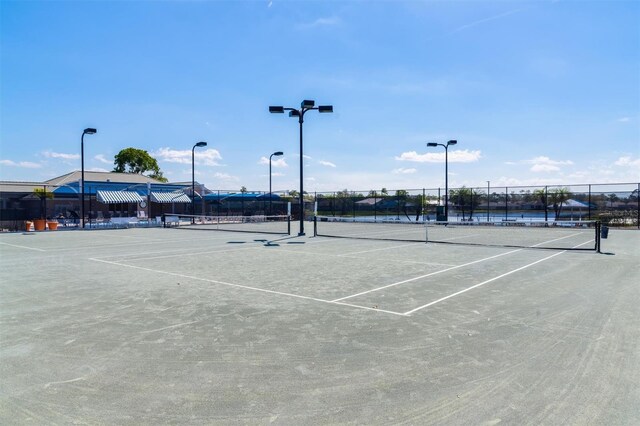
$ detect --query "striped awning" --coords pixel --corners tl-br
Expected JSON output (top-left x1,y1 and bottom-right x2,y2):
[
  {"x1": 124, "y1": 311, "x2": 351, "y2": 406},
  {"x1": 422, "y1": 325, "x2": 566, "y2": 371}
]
[
  {"x1": 96, "y1": 190, "x2": 145, "y2": 204},
  {"x1": 150, "y1": 191, "x2": 192, "y2": 203}
]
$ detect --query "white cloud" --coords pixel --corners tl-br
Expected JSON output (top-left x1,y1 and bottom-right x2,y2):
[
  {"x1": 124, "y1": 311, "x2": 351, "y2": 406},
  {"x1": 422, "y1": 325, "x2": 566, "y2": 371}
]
[
  {"x1": 318, "y1": 160, "x2": 336, "y2": 168},
  {"x1": 258, "y1": 156, "x2": 288, "y2": 167},
  {"x1": 271, "y1": 172, "x2": 285, "y2": 177},
  {"x1": 614, "y1": 156, "x2": 640, "y2": 167},
  {"x1": 0, "y1": 159, "x2": 42, "y2": 168},
  {"x1": 297, "y1": 16, "x2": 341, "y2": 30},
  {"x1": 392, "y1": 168, "x2": 417, "y2": 174},
  {"x1": 42, "y1": 151, "x2": 80, "y2": 160},
  {"x1": 94, "y1": 154, "x2": 112, "y2": 164},
  {"x1": 88, "y1": 167, "x2": 109, "y2": 172},
  {"x1": 154, "y1": 147, "x2": 222, "y2": 166},
  {"x1": 213, "y1": 172, "x2": 238, "y2": 181},
  {"x1": 616, "y1": 117, "x2": 630, "y2": 123},
  {"x1": 525, "y1": 156, "x2": 573, "y2": 173},
  {"x1": 396, "y1": 149, "x2": 482, "y2": 163}
]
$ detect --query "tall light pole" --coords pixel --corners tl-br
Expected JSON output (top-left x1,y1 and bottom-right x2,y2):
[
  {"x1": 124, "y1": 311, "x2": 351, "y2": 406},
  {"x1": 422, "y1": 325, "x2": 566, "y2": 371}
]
[
  {"x1": 269, "y1": 151, "x2": 284, "y2": 215},
  {"x1": 269, "y1": 100, "x2": 333, "y2": 236},
  {"x1": 81, "y1": 128, "x2": 97, "y2": 229},
  {"x1": 427, "y1": 139, "x2": 457, "y2": 221},
  {"x1": 192, "y1": 141, "x2": 207, "y2": 218},
  {"x1": 487, "y1": 180, "x2": 490, "y2": 222}
]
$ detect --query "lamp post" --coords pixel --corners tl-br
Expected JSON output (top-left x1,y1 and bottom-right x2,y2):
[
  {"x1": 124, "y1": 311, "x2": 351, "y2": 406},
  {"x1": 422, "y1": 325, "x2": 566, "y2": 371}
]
[
  {"x1": 192, "y1": 141, "x2": 207, "y2": 218},
  {"x1": 427, "y1": 139, "x2": 457, "y2": 221},
  {"x1": 487, "y1": 181, "x2": 490, "y2": 222},
  {"x1": 81, "y1": 128, "x2": 97, "y2": 229},
  {"x1": 269, "y1": 151, "x2": 284, "y2": 215},
  {"x1": 269, "y1": 100, "x2": 333, "y2": 236}
]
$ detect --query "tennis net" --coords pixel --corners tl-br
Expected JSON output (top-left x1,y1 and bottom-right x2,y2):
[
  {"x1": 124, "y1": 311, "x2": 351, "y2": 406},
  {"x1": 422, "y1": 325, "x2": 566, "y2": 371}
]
[
  {"x1": 313, "y1": 216, "x2": 601, "y2": 251},
  {"x1": 163, "y1": 214, "x2": 291, "y2": 235}
]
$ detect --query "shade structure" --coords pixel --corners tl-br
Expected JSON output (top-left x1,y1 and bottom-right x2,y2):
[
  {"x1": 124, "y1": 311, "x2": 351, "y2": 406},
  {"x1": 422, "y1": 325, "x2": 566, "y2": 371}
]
[
  {"x1": 96, "y1": 190, "x2": 144, "y2": 204},
  {"x1": 150, "y1": 191, "x2": 192, "y2": 203}
]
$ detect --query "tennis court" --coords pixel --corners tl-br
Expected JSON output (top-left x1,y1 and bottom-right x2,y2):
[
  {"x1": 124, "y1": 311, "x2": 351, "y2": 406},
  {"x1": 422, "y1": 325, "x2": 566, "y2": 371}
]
[{"x1": 1, "y1": 224, "x2": 639, "y2": 424}]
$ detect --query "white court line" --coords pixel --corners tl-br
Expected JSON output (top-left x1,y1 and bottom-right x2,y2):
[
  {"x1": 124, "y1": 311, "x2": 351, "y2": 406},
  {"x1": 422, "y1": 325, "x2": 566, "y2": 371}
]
[
  {"x1": 88, "y1": 257, "x2": 407, "y2": 317},
  {"x1": 403, "y1": 239, "x2": 594, "y2": 315},
  {"x1": 31, "y1": 235, "x2": 226, "y2": 253},
  {"x1": 95, "y1": 245, "x2": 261, "y2": 262},
  {"x1": 266, "y1": 247, "x2": 457, "y2": 268},
  {"x1": 403, "y1": 252, "x2": 566, "y2": 315},
  {"x1": 344, "y1": 243, "x2": 420, "y2": 255},
  {"x1": 330, "y1": 248, "x2": 524, "y2": 302},
  {"x1": 0, "y1": 242, "x2": 47, "y2": 252},
  {"x1": 331, "y1": 232, "x2": 587, "y2": 303}
]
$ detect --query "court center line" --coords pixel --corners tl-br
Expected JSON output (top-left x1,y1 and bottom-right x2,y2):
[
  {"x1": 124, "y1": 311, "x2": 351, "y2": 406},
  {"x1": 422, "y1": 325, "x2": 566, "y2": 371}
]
[
  {"x1": 403, "y1": 251, "x2": 565, "y2": 315},
  {"x1": 330, "y1": 248, "x2": 524, "y2": 302},
  {"x1": 403, "y1": 239, "x2": 595, "y2": 315},
  {"x1": 0, "y1": 242, "x2": 47, "y2": 252},
  {"x1": 95, "y1": 245, "x2": 261, "y2": 262},
  {"x1": 88, "y1": 258, "x2": 407, "y2": 317},
  {"x1": 330, "y1": 231, "x2": 588, "y2": 303}
]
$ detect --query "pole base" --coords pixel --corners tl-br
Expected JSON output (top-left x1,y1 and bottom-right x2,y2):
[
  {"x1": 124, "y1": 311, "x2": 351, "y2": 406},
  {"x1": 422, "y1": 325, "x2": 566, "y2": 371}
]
[{"x1": 298, "y1": 232, "x2": 306, "y2": 237}]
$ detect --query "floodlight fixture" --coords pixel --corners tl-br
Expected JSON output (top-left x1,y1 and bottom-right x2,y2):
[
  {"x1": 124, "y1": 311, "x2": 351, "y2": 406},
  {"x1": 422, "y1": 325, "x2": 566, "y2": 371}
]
[
  {"x1": 268, "y1": 99, "x2": 334, "y2": 235},
  {"x1": 192, "y1": 141, "x2": 208, "y2": 218},
  {"x1": 80, "y1": 127, "x2": 97, "y2": 229},
  {"x1": 426, "y1": 139, "x2": 460, "y2": 221}
]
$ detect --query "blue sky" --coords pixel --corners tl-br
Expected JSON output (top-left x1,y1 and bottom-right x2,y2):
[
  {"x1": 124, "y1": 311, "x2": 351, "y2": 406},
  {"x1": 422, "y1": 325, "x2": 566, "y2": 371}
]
[{"x1": 1, "y1": 0, "x2": 638, "y2": 193}]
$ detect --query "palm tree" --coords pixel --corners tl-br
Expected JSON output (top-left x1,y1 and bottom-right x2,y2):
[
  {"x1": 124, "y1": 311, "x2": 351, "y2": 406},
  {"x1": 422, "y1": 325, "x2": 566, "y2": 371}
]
[
  {"x1": 450, "y1": 187, "x2": 475, "y2": 221},
  {"x1": 548, "y1": 187, "x2": 571, "y2": 220}
]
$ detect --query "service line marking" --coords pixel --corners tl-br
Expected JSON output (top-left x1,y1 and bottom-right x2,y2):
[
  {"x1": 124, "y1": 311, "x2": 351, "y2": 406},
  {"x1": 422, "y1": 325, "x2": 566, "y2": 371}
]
[
  {"x1": 0, "y1": 242, "x2": 47, "y2": 252},
  {"x1": 404, "y1": 239, "x2": 594, "y2": 315},
  {"x1": 331, "y1": 231, "x2": 587, "y2": 303},
  {"x1": 330, "y1": 248, "x2": 524, "y2": 302},
  {"x1": 89, "y1": 257, "x2": 408, "y2": 317}
]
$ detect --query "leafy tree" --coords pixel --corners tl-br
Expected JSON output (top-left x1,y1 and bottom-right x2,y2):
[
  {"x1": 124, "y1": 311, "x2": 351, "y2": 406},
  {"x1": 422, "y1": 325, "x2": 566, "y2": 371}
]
[
  {"x1": 449, "y1": 186, "x2": 476, "y2": 220},
  {"x1": 240, "y1": 186, "x2": 247, "y2": 193},
  {"x1": 548, "y1": 187, "x2": 571, "y2": 220},
  {"x1": 113, "y1": 148, "x2": 167, "y2": 182}
]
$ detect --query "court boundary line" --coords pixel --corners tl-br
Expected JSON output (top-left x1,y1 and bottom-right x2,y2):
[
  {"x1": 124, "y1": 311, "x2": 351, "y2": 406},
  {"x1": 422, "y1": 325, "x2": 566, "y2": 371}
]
[
  {"x1": 403, "y1": 239, "x2": 595, "y2": 315},
  {"x1": 330, "y1": 248, "x2": 524, "y2": 302},
  {"x1": 88, "y1": 257, "x2": 408, "y2": 317},
  {"x1": 330, "y1": 232, "x2": 588, "y2": 303},
  {"x1": 0, "y1": 241, "x2": 47, "y2": 252}
]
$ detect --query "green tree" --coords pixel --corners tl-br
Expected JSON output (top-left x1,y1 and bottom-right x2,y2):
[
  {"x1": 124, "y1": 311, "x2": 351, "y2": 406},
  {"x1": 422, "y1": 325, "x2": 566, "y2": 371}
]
[
  {"x1": 113, "y1": 148, "x2": 167, "y2": 182},
  {"x1": 449, "y1": 186, "x2": 476, "y2": 220},
  {"x1": 549, "y1": 187, "x2": 571, "y2": 220}
]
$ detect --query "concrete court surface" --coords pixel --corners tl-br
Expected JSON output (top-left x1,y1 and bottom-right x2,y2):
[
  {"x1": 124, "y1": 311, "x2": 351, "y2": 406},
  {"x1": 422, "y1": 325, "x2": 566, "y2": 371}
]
[{"x1": 1, "y1": 226, "x2": 639, "y2": 424}]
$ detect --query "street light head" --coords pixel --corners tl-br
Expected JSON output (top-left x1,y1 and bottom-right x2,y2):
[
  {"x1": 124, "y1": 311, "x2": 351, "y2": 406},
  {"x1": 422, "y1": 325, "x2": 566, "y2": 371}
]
[
  {"x1": 195, "y1": 141, "x2": 207, "y2": 148},
  {"x1": 289, "y1": 110, "x2": 300, "y2": 117},
  {"x1": 269, "y1": 106, "x2": 284, "y2": 113},
  {"x1": 318, "y1": 105, "x2": 333, "y2": 113},
  {"x1": 301, "y1": 100, "x2": 315, "y2": 108},
  {"x1": 273, "y1": 151, "x2": 284, "y2": 156},
  {"x1": 447, "y1": 140, "x2": 457, "y2": 146},
  {"x1": 83, "y1": 128, "x2": 97, "y2": 135},
  {"x1": 427, "y1": 142, "x2": 438, "y2": 147}
]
